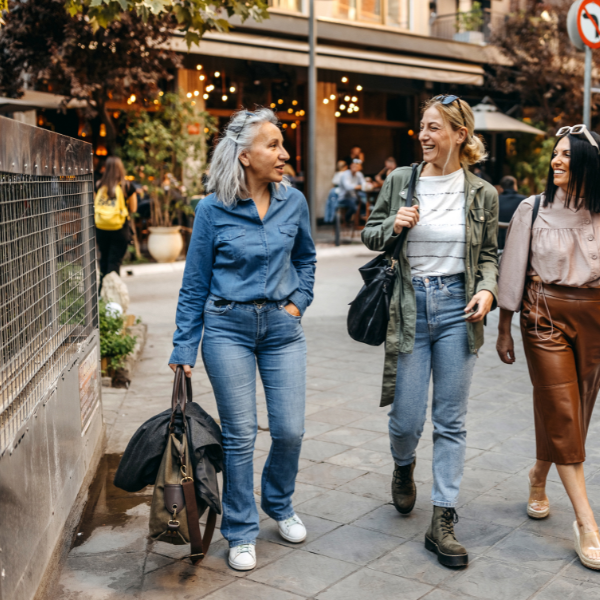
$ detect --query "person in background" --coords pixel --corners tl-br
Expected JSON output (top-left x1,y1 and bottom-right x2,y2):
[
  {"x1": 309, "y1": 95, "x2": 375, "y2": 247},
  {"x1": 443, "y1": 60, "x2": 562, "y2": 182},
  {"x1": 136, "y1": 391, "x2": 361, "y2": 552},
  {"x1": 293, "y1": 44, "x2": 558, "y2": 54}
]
[
  {"x1": 338, "y1": 158, "x2": 366, "y2": 223},
  {"x1": 473, "y1": 164, "x2": 493, "y2": 184},
  {"x1": 375, "y1": 156, "x2": 398, "y2": 188},
  {"x1": 324, "y1": 160, "x2": 348, "y2": 223},
  {"x1": 344, "y1": 145, "x2": 365, "y2": 167},
  {"x1": 497, "y1": 175, "x2": 526, "y2": 250},
  {"x1": 94, "y1": 156, "x2": 137, "y2": 291}
]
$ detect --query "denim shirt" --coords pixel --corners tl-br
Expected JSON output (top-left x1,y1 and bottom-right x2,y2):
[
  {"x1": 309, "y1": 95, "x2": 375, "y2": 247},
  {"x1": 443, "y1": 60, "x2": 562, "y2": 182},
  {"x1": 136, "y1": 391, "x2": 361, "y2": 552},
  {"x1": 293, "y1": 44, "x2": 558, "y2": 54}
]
[{"x1": 169, "y1": 183, "x2": 317, "y2": 367}]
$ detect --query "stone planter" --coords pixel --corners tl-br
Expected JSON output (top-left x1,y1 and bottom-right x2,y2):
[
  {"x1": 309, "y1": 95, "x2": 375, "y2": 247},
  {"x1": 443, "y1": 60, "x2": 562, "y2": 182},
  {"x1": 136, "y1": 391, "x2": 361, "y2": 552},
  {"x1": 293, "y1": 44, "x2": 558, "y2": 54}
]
[{"x1": 148, "y1": 226, "x2": 183, "y2": 263}]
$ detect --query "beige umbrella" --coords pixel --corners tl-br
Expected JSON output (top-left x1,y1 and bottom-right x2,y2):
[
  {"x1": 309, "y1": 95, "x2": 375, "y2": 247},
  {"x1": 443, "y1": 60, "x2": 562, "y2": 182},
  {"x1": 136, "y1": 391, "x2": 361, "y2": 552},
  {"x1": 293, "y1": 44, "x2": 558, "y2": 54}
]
[{"x1": 472, "y1": 100, "x2": 546, "y2": 135}]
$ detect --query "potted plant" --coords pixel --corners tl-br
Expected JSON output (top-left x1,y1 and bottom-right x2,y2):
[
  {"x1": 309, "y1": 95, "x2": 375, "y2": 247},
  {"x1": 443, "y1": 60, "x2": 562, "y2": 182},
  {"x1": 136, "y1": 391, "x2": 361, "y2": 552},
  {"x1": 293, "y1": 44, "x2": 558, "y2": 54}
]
[
  {"x1": 454, "y1": 1, "x2": 485, "y2": 45},
  {"x1": 99, "y1": 300, "x2": 137, "y2": 380},
  {"x1": 121, "y1": 93, "x2": 215, "y2": 263}
]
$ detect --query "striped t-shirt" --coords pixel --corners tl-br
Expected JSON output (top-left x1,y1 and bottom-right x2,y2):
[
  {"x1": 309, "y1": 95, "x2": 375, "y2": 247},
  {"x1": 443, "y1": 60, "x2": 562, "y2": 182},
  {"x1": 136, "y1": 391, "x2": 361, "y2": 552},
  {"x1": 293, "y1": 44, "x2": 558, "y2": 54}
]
[{"x1": 407, "y1": 169, "x2": 466, "y2": 277}]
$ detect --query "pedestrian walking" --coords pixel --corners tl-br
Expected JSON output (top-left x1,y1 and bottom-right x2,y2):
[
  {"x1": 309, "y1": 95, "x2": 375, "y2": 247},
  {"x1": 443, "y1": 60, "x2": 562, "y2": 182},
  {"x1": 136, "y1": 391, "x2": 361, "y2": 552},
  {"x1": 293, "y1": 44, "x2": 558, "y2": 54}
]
[
  {"x1": 362, "y1": 95, "x2": 499, "y2": 568},
  {"x1": 497, "y1": 175, "x2": 526, "y2": 250},
  {"x1": 168, "y1": 108, "x2": 316, "y2": 571},
  {"x1": 496, "y1": 125, "x2": 600, "y2": 570},
  {"x1": 94, "y1": 156, "x2": 137, "y2": 291}
]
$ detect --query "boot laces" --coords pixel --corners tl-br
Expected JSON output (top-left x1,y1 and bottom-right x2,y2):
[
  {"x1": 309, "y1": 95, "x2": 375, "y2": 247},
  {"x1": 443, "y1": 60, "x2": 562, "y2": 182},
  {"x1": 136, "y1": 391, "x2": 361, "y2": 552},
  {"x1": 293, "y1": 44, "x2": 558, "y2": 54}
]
[
  {"x1": 393, "y1": 465, "x2": 412, "y2": 487},
  {"x1": 441, "y1": 508, "x2": 459, "y2": 538},
  {"x1": 236, "y1": 544, "x2": 253, "y2": 555}
]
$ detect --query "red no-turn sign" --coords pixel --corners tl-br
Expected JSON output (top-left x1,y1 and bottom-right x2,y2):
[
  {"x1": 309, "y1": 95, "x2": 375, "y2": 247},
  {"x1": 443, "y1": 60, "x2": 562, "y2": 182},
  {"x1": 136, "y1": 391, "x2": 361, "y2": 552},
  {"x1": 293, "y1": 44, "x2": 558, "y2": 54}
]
[{"x1": 578, "y1": 0, "x2": 600, "y2": 49}]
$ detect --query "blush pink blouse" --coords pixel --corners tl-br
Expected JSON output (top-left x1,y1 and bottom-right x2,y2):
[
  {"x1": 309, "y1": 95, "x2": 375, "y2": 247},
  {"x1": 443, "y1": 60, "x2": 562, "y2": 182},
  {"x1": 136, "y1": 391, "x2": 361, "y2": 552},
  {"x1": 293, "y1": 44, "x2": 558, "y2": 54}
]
[{"x1": 498, "y1": 188, "x2": 600, "y2": 312}]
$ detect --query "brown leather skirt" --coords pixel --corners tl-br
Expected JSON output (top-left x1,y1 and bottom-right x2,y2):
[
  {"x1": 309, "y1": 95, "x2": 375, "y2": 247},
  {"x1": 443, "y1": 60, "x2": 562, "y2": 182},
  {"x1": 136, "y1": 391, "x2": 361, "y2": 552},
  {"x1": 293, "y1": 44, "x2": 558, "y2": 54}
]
[{"x1": 521, "y1": 281, "x2": 600, "y2": 464}]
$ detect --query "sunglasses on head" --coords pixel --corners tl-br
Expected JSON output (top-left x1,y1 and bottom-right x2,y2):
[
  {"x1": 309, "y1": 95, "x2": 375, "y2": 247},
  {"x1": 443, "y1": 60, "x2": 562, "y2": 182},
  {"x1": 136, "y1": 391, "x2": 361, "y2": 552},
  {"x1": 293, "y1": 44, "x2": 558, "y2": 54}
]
[
  {"x1": 434, "y1": 94, "x2": 467, "y2": 127},
  {"x1": 557, "y1": 124, "x2": 600, "y2": 155},
  {"x1": 235, "y1": 111, "x2": 254, "y2": 141}
]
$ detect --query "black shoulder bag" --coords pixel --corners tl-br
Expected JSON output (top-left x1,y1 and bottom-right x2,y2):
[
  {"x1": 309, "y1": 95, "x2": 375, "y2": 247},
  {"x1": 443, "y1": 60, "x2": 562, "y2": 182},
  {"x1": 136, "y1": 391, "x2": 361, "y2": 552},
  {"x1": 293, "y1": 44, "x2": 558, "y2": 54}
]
[{"x1": 347, "y1": 163, "x2": 419, "y2": 346}]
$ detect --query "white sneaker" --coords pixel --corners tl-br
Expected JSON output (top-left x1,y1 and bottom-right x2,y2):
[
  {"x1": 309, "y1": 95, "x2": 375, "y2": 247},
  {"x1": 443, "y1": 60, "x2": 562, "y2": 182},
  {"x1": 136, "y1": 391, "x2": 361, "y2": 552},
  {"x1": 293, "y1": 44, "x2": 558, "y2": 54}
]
[
  {"x1": 228, "y1": 544, "x2": 256, "y2": 571},
  {"x1": 277, "y1": 514, "x2": 307, "y2": 543}
]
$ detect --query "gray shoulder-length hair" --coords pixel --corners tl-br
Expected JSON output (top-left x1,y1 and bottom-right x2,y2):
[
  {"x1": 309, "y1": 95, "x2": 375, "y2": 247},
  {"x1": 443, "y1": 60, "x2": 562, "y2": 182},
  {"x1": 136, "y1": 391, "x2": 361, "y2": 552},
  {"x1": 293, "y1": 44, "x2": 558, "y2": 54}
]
[{"x1": 206, "y1": 107, "x2": 287, "y2": 207}]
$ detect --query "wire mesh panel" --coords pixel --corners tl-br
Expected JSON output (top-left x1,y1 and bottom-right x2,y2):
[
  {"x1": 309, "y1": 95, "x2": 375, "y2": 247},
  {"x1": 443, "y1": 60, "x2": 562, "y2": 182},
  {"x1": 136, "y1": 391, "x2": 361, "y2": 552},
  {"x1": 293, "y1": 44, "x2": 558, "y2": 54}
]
[{"x1": 0, "y1": 119, "x2": 96, "y2": 456}]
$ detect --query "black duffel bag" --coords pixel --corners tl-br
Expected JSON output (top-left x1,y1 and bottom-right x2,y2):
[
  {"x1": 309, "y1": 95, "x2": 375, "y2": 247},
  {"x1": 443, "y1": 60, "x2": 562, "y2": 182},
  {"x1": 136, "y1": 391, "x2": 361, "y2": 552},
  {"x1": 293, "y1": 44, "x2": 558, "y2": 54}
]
[{"x1": 347, "y1": 163, "x2": 419, "y2": 346}]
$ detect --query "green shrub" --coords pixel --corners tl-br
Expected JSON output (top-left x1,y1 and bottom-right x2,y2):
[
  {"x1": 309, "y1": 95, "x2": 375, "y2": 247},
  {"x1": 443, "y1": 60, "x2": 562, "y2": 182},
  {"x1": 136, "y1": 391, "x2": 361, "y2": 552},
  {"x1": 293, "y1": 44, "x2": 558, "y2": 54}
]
[{"x1": 99, "y1": 300, "x2": 137, "y2": 373}]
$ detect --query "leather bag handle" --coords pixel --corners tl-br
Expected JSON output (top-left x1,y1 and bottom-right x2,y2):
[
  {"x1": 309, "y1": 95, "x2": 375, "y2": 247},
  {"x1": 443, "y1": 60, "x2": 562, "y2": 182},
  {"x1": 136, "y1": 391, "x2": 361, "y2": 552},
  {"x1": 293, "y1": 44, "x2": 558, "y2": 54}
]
[
  {"x1": 182, "y1": 479, "x2": 217, "y2": 564},
  {"x1": 169, "y1": 366, "x2": 192, "y2": 431},
  {"x1": 391, "y1": 162, "x2": 421, "y2": 264}
]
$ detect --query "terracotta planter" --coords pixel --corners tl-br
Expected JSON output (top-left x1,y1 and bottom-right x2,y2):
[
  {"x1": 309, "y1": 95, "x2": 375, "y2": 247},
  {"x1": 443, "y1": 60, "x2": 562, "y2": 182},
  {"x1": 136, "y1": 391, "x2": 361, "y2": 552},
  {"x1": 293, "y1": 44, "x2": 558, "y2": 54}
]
[{"x1": 148, "y1": 226, "x2": 183, "y2": 263}]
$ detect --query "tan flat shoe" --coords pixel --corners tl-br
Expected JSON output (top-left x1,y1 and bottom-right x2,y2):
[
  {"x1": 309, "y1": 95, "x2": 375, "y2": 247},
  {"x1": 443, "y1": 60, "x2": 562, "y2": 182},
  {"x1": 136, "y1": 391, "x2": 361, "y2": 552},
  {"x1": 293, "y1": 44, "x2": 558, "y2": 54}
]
[
  {"x1": 527, "y1": 477, "x2": 549, "y2": 519},
  {"x1": 573, "y1": 522, "x2": 600, "y2": 570}
]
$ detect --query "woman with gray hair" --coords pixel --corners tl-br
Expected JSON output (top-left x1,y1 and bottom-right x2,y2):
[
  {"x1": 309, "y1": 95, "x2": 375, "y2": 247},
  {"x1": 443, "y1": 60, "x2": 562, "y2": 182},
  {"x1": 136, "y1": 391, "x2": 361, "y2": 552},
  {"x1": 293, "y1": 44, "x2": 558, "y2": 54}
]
[{"x1": 169, "y1": 108, "x2": 316, "y2": 570}]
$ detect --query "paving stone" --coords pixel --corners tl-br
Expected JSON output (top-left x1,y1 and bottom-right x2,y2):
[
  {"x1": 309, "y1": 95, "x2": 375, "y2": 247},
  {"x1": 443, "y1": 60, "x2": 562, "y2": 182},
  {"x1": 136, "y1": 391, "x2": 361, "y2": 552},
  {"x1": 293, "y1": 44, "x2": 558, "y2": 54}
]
[
  {"x1": 326, "y1": 447, "x2": 393, "y2": 471},
  {"x1": 56, "y1": 552, "x2": 146, "y2": 599},
  {"x1": 300, "y1": 439, "x2": 351, "y2": 462},
  {"x1": 520, "y1": 509, "x2": 577, "y2": 541},
  {"x1": 307, "y1": 407, "x2": 367, "y2": 426},
  {"x1": 485, "y1": 529, "x2": 574, "y2": 573},
  {"x1": 461, "y1": 489, "x2": 531, "y2": 528},
  {"x1": 203, "y1": 579, "x2": 306, "y2": 600},
  {"x1": 303, "y1": 420, "x2": 339, "y2": 439},
  {"x1": 347, "y1": 414, "x2": 389, "y2": 434},
  {"x1": 298, "y1": 489, "x2": 384, "y2": 523},
  {"x1": 532, "y1": 576, "x2": 600, "y2": 599},
  {"x1": 316, "y1": 426, "x2": 383, "y2": 447},
  {"x1": 561, "y1": 556, "x2": 600, "y2": 583},
  {"x1": 452, "y1": 516, "x2": 513, "y2": 555},
  {"x1": 304, "y1": 524, "x2": 401, "y2": 565},
  {"x1": 337, "y1": 472, "x2": 393, "y2": 501},
  {"x1": 69, "y1": 517, "x2": 149, "y2": 556},
  {"x1": 292, "y1": 481, "x2": 328, "y2": 505},
  {"x1": 369, "y1": 539, "x2": 457, "y2": 586},
  {"x1": 353, "y1": 505, "x2": 429, "y2": 539},
  {"x1": 296, "y1": 462, "x2": 366, "y2": 490},
  {"x1": 248, "y1": 549, "x2": 358, "y2": 596},
  {"x1": 465, "y1": 451, "x2": 532, "y2": 474},
  {"x1": 443, "y1": 556, "x2": 553, "y2": 600},
  {"x1": 357, "y1": 434, "x2": 391, "y2": 453},
  {"x1": 316, "y1": 567, "x2": 433, "y2": 600},
  {"x1": 140, "y1": 559, "x2": 235, "y2": 599}
]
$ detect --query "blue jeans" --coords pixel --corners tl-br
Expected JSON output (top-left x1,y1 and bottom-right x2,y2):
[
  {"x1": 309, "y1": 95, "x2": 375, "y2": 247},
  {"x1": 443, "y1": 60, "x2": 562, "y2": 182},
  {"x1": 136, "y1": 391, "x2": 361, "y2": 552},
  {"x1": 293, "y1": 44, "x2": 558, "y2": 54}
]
[
  {"x1": 201, "y1": 296, "x2": 306, "y2": 547},
  {"x1": 388, "y1": 274, "x2": 476, "y2": 507}
]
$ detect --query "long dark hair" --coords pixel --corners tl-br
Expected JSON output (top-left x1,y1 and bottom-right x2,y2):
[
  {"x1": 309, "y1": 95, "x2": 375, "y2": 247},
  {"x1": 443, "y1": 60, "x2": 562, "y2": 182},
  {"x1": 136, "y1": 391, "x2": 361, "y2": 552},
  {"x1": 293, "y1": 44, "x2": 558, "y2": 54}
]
[
  {"x1": 98, "y1": 156, "x2": 126, "y2": 199},
  {"x1": 544, "y1": 132, "x2": 600, "y2": 213}
]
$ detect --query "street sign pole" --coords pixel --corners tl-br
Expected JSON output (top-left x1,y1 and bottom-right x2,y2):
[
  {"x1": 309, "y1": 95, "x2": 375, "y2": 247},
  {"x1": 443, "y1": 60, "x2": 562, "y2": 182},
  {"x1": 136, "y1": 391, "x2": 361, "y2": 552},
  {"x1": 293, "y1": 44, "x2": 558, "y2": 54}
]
[
  {"x1": 584, "y1": 45, "x2": 593, "y2": 127},
  {"x1": 307, "y1": 0, "x2": 317, "y2": 239}
]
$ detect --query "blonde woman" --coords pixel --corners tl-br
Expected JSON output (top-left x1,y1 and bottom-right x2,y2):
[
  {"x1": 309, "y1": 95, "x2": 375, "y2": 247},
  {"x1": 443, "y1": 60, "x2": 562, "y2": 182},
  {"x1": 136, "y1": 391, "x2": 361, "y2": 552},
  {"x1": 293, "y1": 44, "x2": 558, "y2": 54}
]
[{"x1": 362, "y1": 95, "x2": 499, "y2": 568}]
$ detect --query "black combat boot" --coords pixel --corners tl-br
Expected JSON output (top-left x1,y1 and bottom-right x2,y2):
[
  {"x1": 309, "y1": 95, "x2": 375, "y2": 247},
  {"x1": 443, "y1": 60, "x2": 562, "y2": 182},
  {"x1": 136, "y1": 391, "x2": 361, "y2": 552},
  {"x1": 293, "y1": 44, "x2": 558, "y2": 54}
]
[
  {"x1": 391, "y1": 458, "x2": 416, "y2": 514},
  {"x1": 425, "y1": 506, "x2": 468, "y2": 567}
]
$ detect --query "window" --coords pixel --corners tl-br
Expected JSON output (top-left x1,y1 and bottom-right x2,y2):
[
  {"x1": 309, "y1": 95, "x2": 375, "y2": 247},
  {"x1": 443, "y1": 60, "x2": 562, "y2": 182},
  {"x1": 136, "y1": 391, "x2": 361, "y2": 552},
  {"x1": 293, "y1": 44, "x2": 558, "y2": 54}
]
[{"x1": 269, "y1": 0, "x2": 302, "y2": 12}]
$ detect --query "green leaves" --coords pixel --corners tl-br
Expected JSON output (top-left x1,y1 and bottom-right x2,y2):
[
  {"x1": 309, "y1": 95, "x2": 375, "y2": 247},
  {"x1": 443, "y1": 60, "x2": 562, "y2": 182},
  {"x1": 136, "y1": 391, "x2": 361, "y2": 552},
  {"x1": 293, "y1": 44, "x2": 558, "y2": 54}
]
[
  {"x1": 99, "y1": 300, "x2": 137, "y2": 372},
  {"x1": 58, "y1": 0, "x2": 269, "y2": 45}
]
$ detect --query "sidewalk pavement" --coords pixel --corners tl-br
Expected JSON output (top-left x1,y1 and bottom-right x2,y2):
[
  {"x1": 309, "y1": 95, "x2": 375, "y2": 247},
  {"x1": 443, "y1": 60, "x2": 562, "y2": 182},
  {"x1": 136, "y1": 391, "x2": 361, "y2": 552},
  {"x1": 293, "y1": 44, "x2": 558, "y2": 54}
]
[{"x1": 57, "y1": 251, "x2": 600, "y2": 600}]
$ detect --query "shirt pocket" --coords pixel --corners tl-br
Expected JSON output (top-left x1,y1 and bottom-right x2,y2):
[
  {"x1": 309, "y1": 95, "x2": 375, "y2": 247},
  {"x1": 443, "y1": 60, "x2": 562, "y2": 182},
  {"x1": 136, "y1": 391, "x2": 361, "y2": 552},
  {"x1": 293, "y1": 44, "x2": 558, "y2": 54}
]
[
  {"x1": 469, "y1": 208, "x2": 487, "y2": 246},
  {"x1": 216, "y1": 226, "x2": 246, "y2": 261},
  {"x1": 279, "y1": 223, "x2": 298, "y2": 251}
]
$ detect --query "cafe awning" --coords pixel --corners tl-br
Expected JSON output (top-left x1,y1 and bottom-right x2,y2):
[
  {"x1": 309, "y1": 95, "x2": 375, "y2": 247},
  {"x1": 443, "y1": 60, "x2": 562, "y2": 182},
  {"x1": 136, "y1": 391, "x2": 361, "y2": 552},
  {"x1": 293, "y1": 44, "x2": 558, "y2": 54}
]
[
  {"x1": 170, "y1": 32, "x2": 485, "y2": 86},
  {"x1": 473, "y1": 100, "x2": 546, "y2": 135},
  {"x1": 0, "y1": 90, "x2": 86, "y2": 114}
]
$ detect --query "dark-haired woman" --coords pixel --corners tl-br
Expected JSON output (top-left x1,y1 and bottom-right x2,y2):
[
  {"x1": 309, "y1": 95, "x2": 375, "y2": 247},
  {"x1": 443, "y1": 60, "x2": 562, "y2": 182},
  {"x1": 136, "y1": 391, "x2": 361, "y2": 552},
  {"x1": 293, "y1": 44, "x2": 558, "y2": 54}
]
[
  {"x1": 94, "y1": 156, "x2": 137, "y2": 290},
  {"x1": 497, "y1": 126, "x2": 600, "y2": 570}
]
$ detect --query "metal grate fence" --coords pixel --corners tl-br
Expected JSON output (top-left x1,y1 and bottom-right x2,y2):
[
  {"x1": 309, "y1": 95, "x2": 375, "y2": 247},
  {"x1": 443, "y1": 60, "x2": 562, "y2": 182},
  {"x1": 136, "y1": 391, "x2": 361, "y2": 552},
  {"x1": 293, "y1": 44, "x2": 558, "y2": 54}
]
[{"x1": 0, "y1": 122, "x2": 96, "y2": 456}]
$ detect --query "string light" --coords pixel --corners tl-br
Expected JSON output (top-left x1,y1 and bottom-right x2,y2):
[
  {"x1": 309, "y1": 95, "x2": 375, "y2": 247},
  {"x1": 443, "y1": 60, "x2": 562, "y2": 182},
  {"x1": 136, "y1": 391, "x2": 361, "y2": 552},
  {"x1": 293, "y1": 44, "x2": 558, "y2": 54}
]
[
  {"x1": 129, "y1": 94, "x2": 136, "y2": 103},
  {"x1": 330, "y1": 94, "x2": 336, "y2": 100},
  {"x1": 186, "y1": 92, "x2": 192, "y2": 98},
  {"x1": 287, "y1": 108, "x2": 293, "y2": 113},
  {"x1": 158, "y1": 91, "x2": 164, "y2": 96},
  {"x1": 206, "y1": 85, "x2": 215, "y2": 92},
  {"x1": 408, "y1": 129, "x2": 414, "y2": 136},
  {"x1": 222, "y1": 94, "x2": 228, "y2": 101},
  {"x1": 356, "y1": 85, "x2": 363, "y2": 91},
  {"x1": 335, "y1": 111, "x2": 341, "y2": 117},
  {"x1": 351, "y1": 96, "x2": 358, "y2": 102},
  {"x1": 204, "y1": 127, "x2": 209, "y2": 133},
  {"x1": 344, "y1": 95, "x2": 350, "y2": 101},
  {"x1": 194, "y1": 90, "x2": 199, "y2": 96},
  {"x1": 341, "y1": 76, "x2": 348, "y2": 82},
  {"x1": 270, "y1": 102, "x2": 276, "y2": 108},
  {"x1": 199, "y1": 75, "x2": 205, "y2": 81},
  {"x1": 196, "y1": 64, "x2": 203, "y2": 70},
  {"x1": 282, "y1": 123, "x2": 288, "y2": 129},
  {"x1": 292, "y1": 100, "x2": 298, "y2": 105},
  {"x1": 229, "y1": 86, "x2": 236, "y2": 93},
  {"x1": 203, "y1": 93, "x2": 209, "y2": 99},
  {"x1": 191, "y1": 101, "x2": 196, "y2": 106},
  {"x1": 214, "y1": 71, "x2": 221, "y2": 77},
  {"x1": 291, "y1": 122, "x2": 297, "y2": 129},
  {"x1": 323, "y1": 98, "x2": 329, "y2": 104},
  {"x1": 299, "y1": 110, "x2": 305, "y2": 116},
  {"x1": 340, "y1": 104, "x2": 346, "y2": 110},
  {"x1": 278, "y1": 99, "x2": 283, "y2": 104}
]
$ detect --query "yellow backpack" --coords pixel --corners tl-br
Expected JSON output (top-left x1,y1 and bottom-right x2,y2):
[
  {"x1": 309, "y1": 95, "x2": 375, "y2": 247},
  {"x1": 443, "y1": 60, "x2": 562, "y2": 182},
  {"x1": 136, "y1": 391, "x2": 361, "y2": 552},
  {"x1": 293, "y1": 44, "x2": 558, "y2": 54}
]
[{"x1": 94, "y1": 185, "x2": 129, "y2": 230}]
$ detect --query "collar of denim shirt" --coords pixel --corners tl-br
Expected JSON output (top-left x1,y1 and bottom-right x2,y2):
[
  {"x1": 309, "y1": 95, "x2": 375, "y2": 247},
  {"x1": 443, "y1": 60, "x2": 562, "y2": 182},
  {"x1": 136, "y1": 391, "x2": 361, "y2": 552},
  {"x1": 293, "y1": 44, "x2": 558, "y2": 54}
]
[{"x1": 238, "y1": 182, "x2": 287, "y2": 203}]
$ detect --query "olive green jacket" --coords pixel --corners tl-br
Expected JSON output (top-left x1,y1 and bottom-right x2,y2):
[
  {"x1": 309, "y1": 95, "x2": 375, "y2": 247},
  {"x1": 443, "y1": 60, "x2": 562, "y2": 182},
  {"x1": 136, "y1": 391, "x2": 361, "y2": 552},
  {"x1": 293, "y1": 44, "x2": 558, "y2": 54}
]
[{"x1": 361, "y1": 164, "x2": 499, "y2": 407}]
